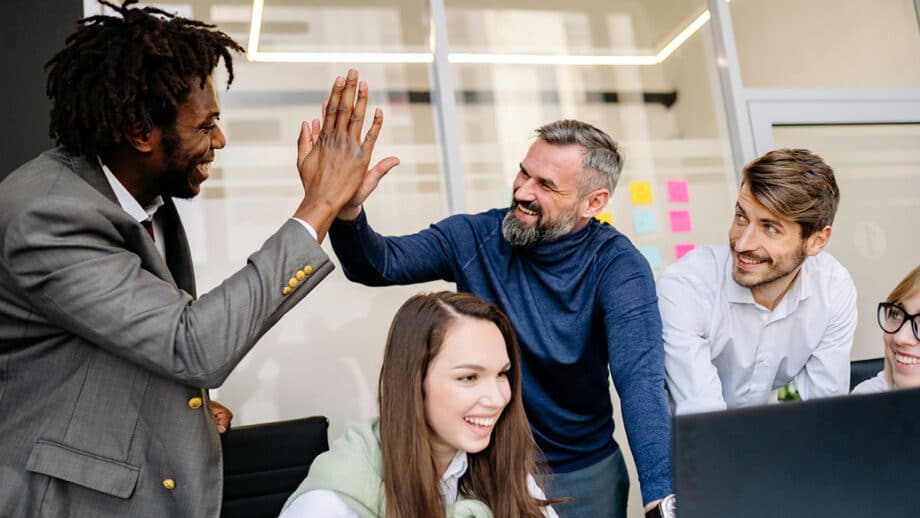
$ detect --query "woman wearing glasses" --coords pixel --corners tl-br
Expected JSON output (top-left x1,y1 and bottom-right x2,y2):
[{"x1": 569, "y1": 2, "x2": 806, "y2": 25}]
[{"x1": 852, "y1": 265, "x2": 920, "y2": 394}]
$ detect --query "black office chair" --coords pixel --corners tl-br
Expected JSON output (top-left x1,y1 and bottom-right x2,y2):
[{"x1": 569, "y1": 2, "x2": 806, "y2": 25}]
[
  {"x1": 221, "y1": 416, "x2": 330, "y2": 518},
  {"x1": 850, "y1": 358, "x2": 884, "y2": 391}
]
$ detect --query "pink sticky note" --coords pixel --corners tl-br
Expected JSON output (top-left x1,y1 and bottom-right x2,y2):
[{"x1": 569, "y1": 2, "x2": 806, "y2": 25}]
[
  {"x1": 667, "y1": 180, "x2": 689, "y2": 203},
  {"x1": 675, "y1": 243, "x2": 696, "y2": 259},
  {"x1": 669, "y1": 210, "x2": 692, "y2": 233}
]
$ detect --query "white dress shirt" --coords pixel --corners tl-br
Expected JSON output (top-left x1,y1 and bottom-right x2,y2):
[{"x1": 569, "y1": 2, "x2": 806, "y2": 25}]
[
  {"x1": 851, "y1": 370, "x2": 892, "y2": 394},
  {"x1": 280, "y1": 449, "x2": 557, "y2": 518},
  {"x1": 99, "y1": 160, "x2": 317, "y2": 246},
  {"x1": 101, "y1": 163, "x2": 165, "y2": 257},
  {"x1": 658, "y1": 245, "x2": 857, "y2": 415}
]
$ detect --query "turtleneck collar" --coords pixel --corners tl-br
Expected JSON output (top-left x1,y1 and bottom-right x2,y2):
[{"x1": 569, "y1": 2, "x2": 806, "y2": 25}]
[{"x1": 502, "y1": 209, "x2": 600, "y2": 265}]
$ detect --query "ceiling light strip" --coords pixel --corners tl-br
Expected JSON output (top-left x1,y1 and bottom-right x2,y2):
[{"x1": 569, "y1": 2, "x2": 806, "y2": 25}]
[
  {"x1": 655, "y1": 10, "x2": 711, "y2": 62},
  {"x1": 247, "y1": 51, "x2": 434, "y2": 63},
  {"x1": 247, "y1": 0, "x2": 264, "y2": 58},
  {"x1": 448, "y1": 53, "x2": 657, "y2": 66},
  {"x1": 246, "y1": 0, "x2": 711, "y2": 66}
]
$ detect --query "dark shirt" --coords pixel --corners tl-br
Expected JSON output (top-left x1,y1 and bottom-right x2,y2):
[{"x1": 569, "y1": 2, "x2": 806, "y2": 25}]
[{"x1": 329, "y1": 208, "x2": 672, "y2": 503}]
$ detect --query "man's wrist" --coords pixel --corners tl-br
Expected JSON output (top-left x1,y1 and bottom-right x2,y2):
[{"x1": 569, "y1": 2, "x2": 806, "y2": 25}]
[
  {"x1": 290, "y1": 217, "x2": 318, "y2": 242},
  {"x1": 336, "y1": 204, "x2": 362, "y2": 222},
  {"x1": 293, "y1": 200, "x2": 337, "y2": 244},
  {"x1": 645, "y1": 494, "x2": 676, "y2": 518}
]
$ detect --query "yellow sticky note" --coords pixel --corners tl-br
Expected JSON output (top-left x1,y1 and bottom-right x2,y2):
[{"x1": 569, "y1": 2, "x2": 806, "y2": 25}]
[
  {"x1": 595, "y1": 211, "x2": 614, "y2": 226},
  {"x1": 629, "y1": 181, "x2": 653, "y2": 205}
]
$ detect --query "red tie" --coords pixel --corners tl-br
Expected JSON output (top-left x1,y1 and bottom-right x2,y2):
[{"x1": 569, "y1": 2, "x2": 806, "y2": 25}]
[{"x1": 141, "y1": 219, "x2": 155, "y2": 242}]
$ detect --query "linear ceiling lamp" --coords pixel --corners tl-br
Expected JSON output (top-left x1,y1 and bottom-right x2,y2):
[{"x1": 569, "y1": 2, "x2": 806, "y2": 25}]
[{"x1": 247, "y1": 0, "x2": 711, "y2": 66}]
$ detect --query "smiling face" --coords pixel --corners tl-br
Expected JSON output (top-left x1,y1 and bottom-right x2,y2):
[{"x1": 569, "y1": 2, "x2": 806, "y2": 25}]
[
  {"x1": 501, "y1": 139, "x2": 593, "y2": 246},
  {"x1": 728, "y1": 183, "x2": 829, "y2": 308},
  {"x1": 883, "y1": 291, "x2": 920, "y2": 389},
  {"x1": 152, "y1": 76, "x2": 225, "y2": 199},
  {"x1": 422, "y1": 315, "x2": 512, "y2": 474}
]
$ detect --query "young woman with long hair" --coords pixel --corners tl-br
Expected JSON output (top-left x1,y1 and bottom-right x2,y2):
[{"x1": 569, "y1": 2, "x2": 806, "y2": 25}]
[{"x1": 280, "y1": 291, "x2": 558, "y2": 517}]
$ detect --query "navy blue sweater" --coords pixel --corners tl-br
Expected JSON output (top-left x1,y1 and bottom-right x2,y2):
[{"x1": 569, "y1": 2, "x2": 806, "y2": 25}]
[{"x1": 329, "y1": 208, "x2": 672, "y2": 503}]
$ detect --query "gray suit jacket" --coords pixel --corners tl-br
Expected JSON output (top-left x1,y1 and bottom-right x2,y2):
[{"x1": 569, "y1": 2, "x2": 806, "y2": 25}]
[{"x1": 0, "y1": 148, "x2": 333, "y2": 517}]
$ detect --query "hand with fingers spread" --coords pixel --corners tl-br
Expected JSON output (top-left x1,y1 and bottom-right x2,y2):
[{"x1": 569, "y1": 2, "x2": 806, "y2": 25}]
[
  {"x1": 299, "y1": 90, "x2": 400, "y2": 224},
  {"x1": 293, "y1": 68, "x2": 398, "y2": 242},
  {"x1": 335, "y1": 152, "x2": 401, "y2": 222}
]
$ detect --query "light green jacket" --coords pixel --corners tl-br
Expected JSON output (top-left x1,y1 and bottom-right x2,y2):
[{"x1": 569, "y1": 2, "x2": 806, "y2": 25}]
[{"x1": 280, "y1": 418, "x2": 493, "y2": 518}]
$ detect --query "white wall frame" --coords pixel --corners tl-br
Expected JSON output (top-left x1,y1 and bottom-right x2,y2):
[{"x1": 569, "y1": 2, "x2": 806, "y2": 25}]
[
  {"x1": 706, "y1": 0, "x2": 756, "y2": 176},
  {"x1": 707, "y1": 0, "x2": 920, "y2": 179},
  {"x1": 428, "y1": 0, "x2": 466, "y2": 215},
  {"x1": 746, "y1": 89, "x2": 920, "y2": 156}
]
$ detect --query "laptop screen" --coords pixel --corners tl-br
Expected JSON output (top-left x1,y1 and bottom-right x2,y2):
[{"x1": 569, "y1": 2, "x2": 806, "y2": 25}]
[{"x1": 673, "y1": 387, "x2": 920, "y2": 518}]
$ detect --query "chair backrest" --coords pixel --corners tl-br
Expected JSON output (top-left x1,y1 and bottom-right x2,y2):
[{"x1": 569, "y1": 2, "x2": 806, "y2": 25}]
[
  {"x1": 221, "y1": 416, "x2": 329, "y2": 518},
  {"x1": 849, "y1": 358, "x2": 884, "y2": 391}
]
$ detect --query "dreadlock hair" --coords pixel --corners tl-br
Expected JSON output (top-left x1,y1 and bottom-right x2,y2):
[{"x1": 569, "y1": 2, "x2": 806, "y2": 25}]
[{"x1": 45, "y1": 0, "x2": 244, "y2": 156}]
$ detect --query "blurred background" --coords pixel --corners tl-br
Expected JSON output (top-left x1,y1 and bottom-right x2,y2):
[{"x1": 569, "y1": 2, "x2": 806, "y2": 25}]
[{"x1": 4, "y1": 1, "x2": 919, "y2": 515}]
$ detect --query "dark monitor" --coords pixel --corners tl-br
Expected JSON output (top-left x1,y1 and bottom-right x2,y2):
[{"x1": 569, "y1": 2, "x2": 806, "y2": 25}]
[{"x1": 673, "y1": 387, "x2": 920, "y2": 518}]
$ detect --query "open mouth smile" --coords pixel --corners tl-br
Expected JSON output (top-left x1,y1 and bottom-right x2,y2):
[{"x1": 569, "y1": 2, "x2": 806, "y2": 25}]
[
  {"x1": 894, "y1": 351, "x2": 920, "y2": 367},
  {"x1": 736, "y1": 252, "x2": 769, "y2": 268},
  {"x1": 516, "y1": 204, "x2": 538, "y2": 217},
  {"x1": 463, "y1": 416, "x2": 496, "y2": 428}
]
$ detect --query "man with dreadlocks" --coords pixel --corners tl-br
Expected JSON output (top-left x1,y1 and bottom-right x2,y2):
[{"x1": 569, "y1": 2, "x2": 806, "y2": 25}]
[{"x1": 0, "y1": 1, "x2": 397, "y2": 516}]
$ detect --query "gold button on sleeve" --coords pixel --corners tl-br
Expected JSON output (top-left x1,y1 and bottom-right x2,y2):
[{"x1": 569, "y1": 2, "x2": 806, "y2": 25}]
[
  {"x1": 288, "y1": 278, "x2": 299, "y2": 289},
  {"x1": 295, "y1": 270, "x2": 305, "y2": 281},
  {"x1": 302, "y1": 265, "x2": 313, "y2": 276},
  {"x1": 282, "y1": 287, "x2": 292, "y2": 296},
  {"x1": 163, "y1": 479, "x2": 176, "y2": 490},
  {"x1": 187, "y1": 397, "x2": 203, "y2": 409}
]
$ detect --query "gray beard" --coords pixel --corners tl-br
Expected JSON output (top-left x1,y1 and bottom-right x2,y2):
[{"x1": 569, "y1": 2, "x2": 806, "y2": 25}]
[{"x1": 501, "y1": 206, "x2": 577, "y2": 247}]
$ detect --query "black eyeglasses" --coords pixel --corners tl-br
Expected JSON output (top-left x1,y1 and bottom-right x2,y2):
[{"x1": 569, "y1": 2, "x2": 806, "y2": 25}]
[{"x1": 877, "y1": 302, "x2": 920, "y2": 341}]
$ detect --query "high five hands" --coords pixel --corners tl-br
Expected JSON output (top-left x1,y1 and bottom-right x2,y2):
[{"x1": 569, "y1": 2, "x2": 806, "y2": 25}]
[{"x1": 293, "y1": 68, "x2": 400, "y2": 241}]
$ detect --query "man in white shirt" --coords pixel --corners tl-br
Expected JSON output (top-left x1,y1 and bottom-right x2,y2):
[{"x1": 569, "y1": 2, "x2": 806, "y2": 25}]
[{"x1": 658, "y1": 148, "x2": 857, "y2": 415}]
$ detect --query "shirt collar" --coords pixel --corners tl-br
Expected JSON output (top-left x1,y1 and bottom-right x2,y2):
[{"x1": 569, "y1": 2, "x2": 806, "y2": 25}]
[
  {"x1": 441, "y1": 449, "x2": 469, "y2": 481},
  {"x1": 438, "y1": 449, "x2": 469, "y2": 503},
  {"x1": 99, "y1": 158, "x2": 165, "y2": 223}
]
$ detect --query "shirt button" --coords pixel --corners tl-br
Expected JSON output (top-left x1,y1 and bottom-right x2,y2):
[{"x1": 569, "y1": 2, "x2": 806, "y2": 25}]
[
  {"x1": 187, "y1": 397, "x2": 203, "y2": 409},
  {"x1": 163, "y1": 478, "x2": 176, "y2": 490},
  {"x1": 288, "y1": 278, "x2": 299, "y2": 288},
  {"x1": 282, "y1": 286, "x2": 292, "y2": 296},
  {"x1": 295, "y1": 270, "x2": 306, "y2": 281},
  {"x1": 302, "y1": 265, "x2": 313, "y2": 276}
]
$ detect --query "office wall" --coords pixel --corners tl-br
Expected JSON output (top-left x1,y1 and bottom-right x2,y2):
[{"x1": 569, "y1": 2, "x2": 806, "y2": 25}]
[
  {"x1": 194, "y1": 5, "x2": 733, "y2": 518},
  {"x1": 0, "y1": 0, "x2": 82, "y2": 180}
]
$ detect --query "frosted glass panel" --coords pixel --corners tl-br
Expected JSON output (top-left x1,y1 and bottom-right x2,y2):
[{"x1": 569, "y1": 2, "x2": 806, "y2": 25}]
[
  {"x1": 773, "y1": 123, "x2": 920, "y2": 360},
  {"x1": 731, "y1": 0, "x2": 920, "y2": 88}
]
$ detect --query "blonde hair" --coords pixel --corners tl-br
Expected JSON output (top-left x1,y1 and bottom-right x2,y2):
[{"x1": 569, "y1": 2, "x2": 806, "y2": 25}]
[{"x1": 882, "y1": 265, "x2": 920, "y2": 386}]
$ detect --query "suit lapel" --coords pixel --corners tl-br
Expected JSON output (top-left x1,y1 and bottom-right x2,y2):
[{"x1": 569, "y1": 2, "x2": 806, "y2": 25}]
[
  {"x1": 66, "y1": 151, "x2": 119, "y2": 206},
  {"x1": 62, "y1": 149, "x2": 184, "y2": 290}
]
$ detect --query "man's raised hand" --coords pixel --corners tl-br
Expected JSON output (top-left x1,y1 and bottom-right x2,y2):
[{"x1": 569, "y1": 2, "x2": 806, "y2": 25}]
[{"x1": 293, "y1": 69, "x2": 396, "y2": 242}]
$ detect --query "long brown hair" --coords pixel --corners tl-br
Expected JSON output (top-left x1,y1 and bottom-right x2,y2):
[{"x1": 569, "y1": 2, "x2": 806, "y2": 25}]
[{"x1": 378, "y1": 291, "x2": 550, "y2": 517}]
